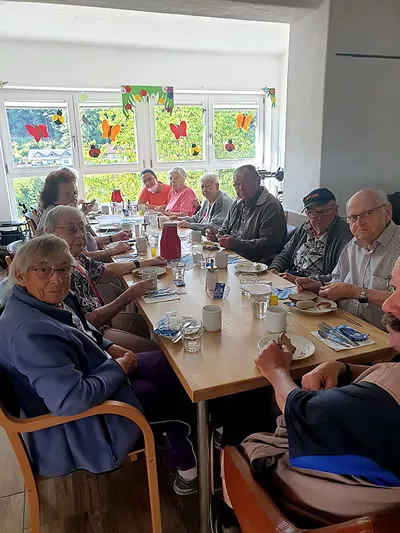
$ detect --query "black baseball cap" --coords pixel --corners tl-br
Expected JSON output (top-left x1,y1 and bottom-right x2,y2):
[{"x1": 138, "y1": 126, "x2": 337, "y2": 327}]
[{"x1": 302, "y1": 188, "x2": 336, "y2": 211}]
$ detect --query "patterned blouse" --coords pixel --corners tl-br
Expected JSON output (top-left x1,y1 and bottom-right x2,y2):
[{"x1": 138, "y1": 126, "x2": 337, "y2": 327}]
[{"x1": 70, "y1": 254, "x2": 105, "y2": 314}]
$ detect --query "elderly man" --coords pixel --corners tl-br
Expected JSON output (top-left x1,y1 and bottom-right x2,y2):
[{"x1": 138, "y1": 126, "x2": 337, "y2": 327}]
[
  {"x1": 221, "y1": 258, "x2": 400, "y2": 529},
  {"x1": 137, "y1": 168, "x2": 171, "y2": 208},
  {"x1": 297, "y1": 189, "x2": 400, "y2": 329},
  {"x1": 269, "y1": 188, "x2": 352, "y2": 282},
  {"x1": 206, "y1": 165, "x2": 287, "y2": 263},
  {"x1": 175, "y1": 173, "x2": 233, "y2": 234}
]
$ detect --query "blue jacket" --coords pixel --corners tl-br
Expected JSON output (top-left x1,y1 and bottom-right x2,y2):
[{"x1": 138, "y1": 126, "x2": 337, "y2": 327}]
[{"x1": 0, "y1": 285, "x2": 143, "y2": 477}]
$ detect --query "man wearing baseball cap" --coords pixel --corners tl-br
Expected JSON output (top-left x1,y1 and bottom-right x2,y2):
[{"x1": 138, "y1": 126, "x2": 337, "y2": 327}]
[{"x1": 270, "y1": 187, "x2": 352, "y2": 282}]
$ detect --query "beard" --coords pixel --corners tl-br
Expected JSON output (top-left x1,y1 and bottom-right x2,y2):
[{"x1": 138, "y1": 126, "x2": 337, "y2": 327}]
[{"x1": 382, "y1": 312, "x2": 400, "y2": 332}]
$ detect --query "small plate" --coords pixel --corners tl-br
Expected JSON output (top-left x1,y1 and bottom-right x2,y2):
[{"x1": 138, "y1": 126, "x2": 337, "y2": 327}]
[
  {"x1": 97, "y1": 224, "x2": 121, "y2": 232},
  {"x1": 134, "y1": 266, "x2": 167, "y2": 277},
  {"x1": 257, "y1": 334, "x2": 315, "y2": 360},
  {"x1": 234, "y1": 261, "x2": 268, "y2": 274},
  {"x1": 295, "y1": 296, "x2": 337, "y2": 315}
]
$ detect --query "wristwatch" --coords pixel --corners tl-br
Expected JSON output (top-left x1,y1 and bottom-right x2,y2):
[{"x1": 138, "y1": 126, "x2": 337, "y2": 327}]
[
  {"x1": 133, "y1": 260, "x2": 140, "y2": 269},
  {"x1": 358, "y1": 287, "x2": 368, "y2": 304},
  {"x1": 108, "y1": 235, "x2": 113, "y2": 244}
]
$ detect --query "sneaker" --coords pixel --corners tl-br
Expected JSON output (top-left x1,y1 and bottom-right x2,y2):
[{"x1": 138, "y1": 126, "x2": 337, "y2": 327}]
[{"x1": 173, "y1": 473, "x2": 198, "y2": 496}]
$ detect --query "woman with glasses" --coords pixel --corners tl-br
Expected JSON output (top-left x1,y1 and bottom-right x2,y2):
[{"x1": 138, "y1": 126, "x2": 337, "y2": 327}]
[
  {"x1": 269, "y1": 188, "x2": 352, "y2": 283},
  {"x1": 41, "y1": 205, "x2": 166, "y2": 352},
  {"x1": 0, "y1": 235, "x2": 197, "y2": 494},
  {"x1": 297, "y1": 189, "x2": 400, "y2": 329}
]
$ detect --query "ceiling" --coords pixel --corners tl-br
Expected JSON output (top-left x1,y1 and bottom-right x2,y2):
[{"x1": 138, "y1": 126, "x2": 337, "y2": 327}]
[{"x1": 0, "y1": 1, "x2": 290, "y2": 54}]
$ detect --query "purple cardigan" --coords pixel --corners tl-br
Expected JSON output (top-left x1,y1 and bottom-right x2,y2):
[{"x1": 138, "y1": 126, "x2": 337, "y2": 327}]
[{"x1": 0, "y1": 285, "x2": 143, "y2": 477}]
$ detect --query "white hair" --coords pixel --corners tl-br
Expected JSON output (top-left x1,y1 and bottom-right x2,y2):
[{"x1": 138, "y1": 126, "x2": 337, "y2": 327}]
[
  {"x1": 199, "y1": 173, "x2": 219, "y2": 186},
  {"x1": 167, "y1": 166, "x2": 187, "y2": 181},
  {"x1": 8, "y1": 234, "x2": 75, "y2": 286},
  {"x1": 346, "y1": 189, "x2": 389, "y2": 210},
  {"x1": 42, "y1": 205, "x2": 84, "y2": 233}
]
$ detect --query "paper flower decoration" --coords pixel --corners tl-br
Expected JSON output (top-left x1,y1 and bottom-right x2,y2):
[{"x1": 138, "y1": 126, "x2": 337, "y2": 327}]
[
  {"x1": 122, "y1": 85, "x2": 174, "y2": 117},
  {"x1": 262, "y1": 87, "x2": 277, "y2": 108}
]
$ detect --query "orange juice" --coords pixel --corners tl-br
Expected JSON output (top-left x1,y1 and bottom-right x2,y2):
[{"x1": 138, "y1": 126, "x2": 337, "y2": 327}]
[{"x1": 151, "y1": 246, "x2": 157, "y2": 257}]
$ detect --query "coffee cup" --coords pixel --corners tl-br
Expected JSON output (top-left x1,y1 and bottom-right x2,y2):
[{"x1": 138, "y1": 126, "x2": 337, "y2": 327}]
[
  {"x1": 158, "y1": 216, "x2": 169, "y2": 229},
  {"x1": 101, "y1": 204, "x2": 110, "y2": 215},
  {"x1": 121, "y1": 222, "x2": 131, "y2": 233},
  {"x1": 191, "y1": 230, "x2": 202, "y2": 243},
  {"x1": 141, "y1": 268, "x2": 157, "y2": 290},
  {"x1": 265, "y1": 306, "x2": 295, "y2": 334},
  {"x1": 136, "y1": 237, "x2": 147, "y2": 253},
  {"x1": 202, "y1": 304, "x2": 222, "y2": 332},
  {"x1": 215, "y1": 251, "x2": 228, "y2": 269}
]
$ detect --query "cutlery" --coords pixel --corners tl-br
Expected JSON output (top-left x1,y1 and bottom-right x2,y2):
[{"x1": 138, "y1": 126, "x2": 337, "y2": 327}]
[
  {"x1": 319, "y1": 322, "x2": 357, "y2": 347},
  {"x1": 171, "y1": 321, "x2": 191, "y2": 343},
  {"x1": 339, "y1": 312, "x2": 363, "y2": 327},
  {"x1": 318, "y1": 329, "x2": 351, "y2": 348}
]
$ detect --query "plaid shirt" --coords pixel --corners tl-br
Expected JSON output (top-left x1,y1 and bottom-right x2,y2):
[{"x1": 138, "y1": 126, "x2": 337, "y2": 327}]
[
  {"x1": 292, "y1": 222, "x2": 327, "y2": 276},
  {"x1": 227, "y1": 188, "x2": 262, "y2": 239}
]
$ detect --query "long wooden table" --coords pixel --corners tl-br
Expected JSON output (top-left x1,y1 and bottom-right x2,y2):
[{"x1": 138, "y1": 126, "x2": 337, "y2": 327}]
[{"x1": 114, "y1": 231, "x2": 394, "y2": 533}]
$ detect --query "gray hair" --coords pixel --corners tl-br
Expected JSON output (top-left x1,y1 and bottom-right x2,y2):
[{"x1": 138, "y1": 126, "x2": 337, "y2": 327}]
[
  {"x1": 233, "y1": 164, "x2": 260, "y2": 183},
  {"x1": 167, "y1": 166, "x2": 187, "y2": 182},
  {"x1": 346, "y1": 189, "x2": 389, "y2": 211},
  {"x1": 42, "y1": 205, "x2": 84, "y2": 234},
  {"x1": 199, "y1": 173, "x2": 219, "y2": 186},
  {"x1": 8, "y1": 235, "x2": 75, "y2": 286}
]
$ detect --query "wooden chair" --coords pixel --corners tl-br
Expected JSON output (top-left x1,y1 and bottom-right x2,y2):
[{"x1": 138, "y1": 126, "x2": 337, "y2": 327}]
[
  {"x1": 0, "y1": 393, "x2": 162, "y2": 533},
  {"x1": 223, "y1": 446, "x2": 400, "y2": 533}
]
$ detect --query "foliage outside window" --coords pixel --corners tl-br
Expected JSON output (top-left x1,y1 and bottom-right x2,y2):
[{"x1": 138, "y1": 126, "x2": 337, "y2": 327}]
[
  {"x1": 6, "y1": 105, "x2": 72, "y2": 168},
  {"x1": 14, "y1": 176, "x2": 45, "y2": 216},
  {"x1": 154, "y1": 105, "x2": 205, "y2": 162},
  {"x1": 80, "y1": 106, "x2": 137, "y2": 165},
  {"x1": 213, "y1": 108, "x2": 257, "y2": 160},
  {"x1": 84, "y1": 173, "x2": 143, "y2": 204}
]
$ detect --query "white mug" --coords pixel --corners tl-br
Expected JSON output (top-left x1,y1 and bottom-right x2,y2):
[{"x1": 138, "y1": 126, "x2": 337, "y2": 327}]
[
  {"x1": 121, "y1": 222, "x2": 131, "y2": 233},
  {"x1": 101, "y1": 204, "x2": 110, "y2": 215},
  {"x1": 141, "y1": 268, "x2": 157, "y2": 290},
  {"x1": 265, "y1": 306, "x2": 295, "y2": 334},
  {"x1": 158, "y1": 216, "x2": 169, "y2": 229},
  {"x1": 215, "y1": 251, "x2": 228, "y2": 269},
  {"x1": 191, "y1": 230, "x2": 202, "y2": 243},
  {"x1": 202, "y1": 304, "x2": 222, "y2": 332},
  {"x1": 136, "y1": 237, "x2": 147, "y2": 253}
]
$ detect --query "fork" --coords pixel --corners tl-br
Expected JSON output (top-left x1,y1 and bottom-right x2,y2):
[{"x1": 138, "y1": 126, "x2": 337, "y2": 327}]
[
  {"x1": 171, "y1": 321, "x2": 191, "y2": 343},
  {"x1": 319, "y1": 322, "x2": 357, "y2": 347}
]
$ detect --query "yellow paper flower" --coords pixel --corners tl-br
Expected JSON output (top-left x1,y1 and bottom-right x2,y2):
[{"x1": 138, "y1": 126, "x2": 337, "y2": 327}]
[
  {"x1": 134, "y1": 94, "x2": 141, "y2": 102},
  {"x1": 158, "y1": 97, "x2": 165, "y2": 105}
]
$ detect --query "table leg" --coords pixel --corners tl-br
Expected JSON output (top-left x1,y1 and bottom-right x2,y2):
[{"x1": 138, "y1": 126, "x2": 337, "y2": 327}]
[{"x1": 197, "y1": 400, "x2": 210, "y2": 533}]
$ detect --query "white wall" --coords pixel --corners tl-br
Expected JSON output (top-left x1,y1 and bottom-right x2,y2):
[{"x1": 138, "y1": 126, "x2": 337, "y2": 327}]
[
  {"x1": 320, "y1": 0, "x2": 400, "y2": 210},
  {"x1": 0, "y1": 39, "x2": 282, "y2": 91},
  {"x1": 283, "y1": 0, "x2": 330, "y2": 212}
]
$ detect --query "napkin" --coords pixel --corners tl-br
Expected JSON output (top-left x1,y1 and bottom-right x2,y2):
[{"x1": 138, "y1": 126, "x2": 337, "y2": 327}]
[
  {"x1": 142, "y1": 293, "x2": 181, "y2": 304},
  {"x1": 310, "y1": 331, "x2": 375, "y2": 351}
]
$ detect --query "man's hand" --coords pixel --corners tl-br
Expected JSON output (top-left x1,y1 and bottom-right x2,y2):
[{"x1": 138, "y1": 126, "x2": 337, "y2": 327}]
[
  {"x1": 113, "y1": 230, "x2": 130, "y2": 242},
  {"x1": 279, "y1": 272, "x2": 298, "y2": 284},
  {"x1": 269, "y1": 268, "x2": 279, "y2": 275},
  {"x1": 125, "y1": 279, "x2": 154, "y2": 301},
  {"x1": 319, "y1": 282, "x2": 360, "y2": 301},
  {"x1": 296, "y1": 277, "x2": 322, "y2": 293},
  {"x1": 140, "y1": 256, "x2": 167, "y2": 267},
  {"x1": 218, "y1": 236, "x2": 235, "y2": 250},
  {"x1": 177, "y1": 220, "x2": 190, "y2": 228},
  {"x1": 107, "y1": 241, "x2": 131, "y2": 256},
  {"x1": 302, "y1": 361, "x2": 346, "y2": 391},
  {"x1": 205, "y1": 228, "x2": 218, "y2": 242},
  {"x1": 255, "y1": 341, "x2": 293, "y2": 380},
  {"x1": 109, "y1": 345, "x2": 137, "y2": 375}
]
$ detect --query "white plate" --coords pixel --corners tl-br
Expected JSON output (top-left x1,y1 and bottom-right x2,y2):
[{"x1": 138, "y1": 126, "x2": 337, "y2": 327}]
[
  {"x1": 134, "y1": 266, "x2": 167, "y2": 277},
  {"x1": 257, "y1": 334, "x2": 315, "y2": 360},
  {"x1": 294, "y1": 296, "x2": 337, "y2": 315},
  {"x1": 234, "y1": 261, "x2": 268, "y2": 274},
  {"x1": 97, "y1": 224, "x2": 121, "y2": 232}
]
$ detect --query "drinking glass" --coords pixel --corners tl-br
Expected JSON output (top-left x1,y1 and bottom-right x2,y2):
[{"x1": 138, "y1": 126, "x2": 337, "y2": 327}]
[
  {"x1": 149, "y1": 234, "x2": 159, "y2": 258},
  {"x1": 182, "y1": 319, "x2": 204, "y2": 352},
  {"x1": 171, "y1": 261, "x2": 185, "y2": 282},
  {"x1": 239, "y1": 273, "x2": 257, "y2": 295},
  {"x1": 248, "y1": 285, "x2": 272, "y2": 319}
]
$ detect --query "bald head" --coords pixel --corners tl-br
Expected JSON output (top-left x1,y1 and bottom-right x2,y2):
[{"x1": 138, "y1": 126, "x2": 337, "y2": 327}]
[
  {"x1": 233, "y1": 165, "x2": 261, "y2": 201},
  {"x1": 346, "y1": 189, "x2": 392, "y2": 245}
]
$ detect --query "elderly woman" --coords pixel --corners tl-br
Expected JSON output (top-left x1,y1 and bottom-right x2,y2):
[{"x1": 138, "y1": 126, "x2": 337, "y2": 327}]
[
  {"x1": 0, "y1": 235, "x2": 197, "y2": 494},
  {"x1": 159, "y1": 167, "x2": 198, "y2": 217},
  {"x1": 36, "y1": 168, "x2": 130, "y2": 260},
  {"x1": 42, "y1": 205, "x2": 166, "y2": 352},
  {"x1": 137, "y1": 168, "x2": 171, "y2": 208},
  {"x1": 176, "y1": 173, "x2": 233, "y2": 234}
]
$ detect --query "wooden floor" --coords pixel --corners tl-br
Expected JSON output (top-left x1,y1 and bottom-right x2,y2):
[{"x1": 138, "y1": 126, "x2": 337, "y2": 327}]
[{"x1": 0, "y1": 428, "x2": 200, "y2": 533}]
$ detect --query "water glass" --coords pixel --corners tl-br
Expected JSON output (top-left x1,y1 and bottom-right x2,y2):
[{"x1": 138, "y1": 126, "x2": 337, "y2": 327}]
[
  {"x1": 248, "y1": 285, "x2": 272, "y2": 320},
  {"x1": 197, "y1": 253, "x2": 207, "y2": 270},
  {"x1": 239, "y1": 273, "x2": 257, "y2": 294},
  {"x1": 171, "y1": 261, "x2": 185, "y2": 282},
  {"x1": 182, "y1": 319, "x2": 204, "y2": 352}
]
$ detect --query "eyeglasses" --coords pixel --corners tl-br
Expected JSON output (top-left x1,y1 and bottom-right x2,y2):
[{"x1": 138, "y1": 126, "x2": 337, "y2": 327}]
[
  {"x1": 55, "y1": 225, "x2": 86, "y2": 237},
  {"x1": 306, "y1": 207, "x2": 335, "y2": 219},
  {"x1": 346, "y1": 204, "x2": 387, "y2": 224},
  {"x1": 30, "y1": 265, "x2": 74, "y2": 280}
]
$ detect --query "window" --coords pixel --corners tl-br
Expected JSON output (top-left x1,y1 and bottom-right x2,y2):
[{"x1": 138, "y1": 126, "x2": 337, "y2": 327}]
[
  {"x1": 5, "y1": 103, "x2": 72, "y2": 169},
  {"x1": 84, "y1": 173, "x2": 141, "y2": 204},
  {"x1": 213, "y1": 106, "x2": 258, "y2": 160},
  {"x1": 156, "y1": 169, "x2": 206, "y2": 199},
  {"x1": 13, "y1": 176, "x2": 45, "y2": 216},
  {"x1": 154, "y1": 104, "x2": 205, "y2": 163},
  {"x1": 80, "y1": 104, "x2": 137, "y2": 165}
]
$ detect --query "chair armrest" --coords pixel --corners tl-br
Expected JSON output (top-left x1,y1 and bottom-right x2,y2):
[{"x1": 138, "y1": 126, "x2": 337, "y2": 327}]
[
  {"x1": 5, "y1": 400, "x2": 151, "y2": 438},
  {"x1": 223, "y1": 446, "x2": 296, "y2": 533}
]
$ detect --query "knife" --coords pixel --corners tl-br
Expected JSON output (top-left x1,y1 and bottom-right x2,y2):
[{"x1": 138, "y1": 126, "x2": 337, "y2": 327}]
[
  {"x1": 320, "y1": 322, "x2": 358, "y2": 347},
  {"x1": 318, "y1": 329, "x2": 351, "y2": 348}
]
